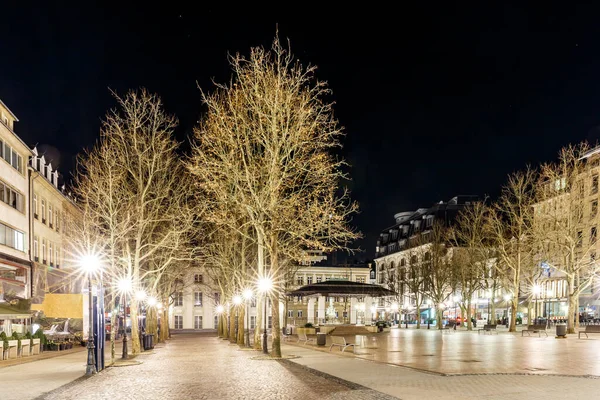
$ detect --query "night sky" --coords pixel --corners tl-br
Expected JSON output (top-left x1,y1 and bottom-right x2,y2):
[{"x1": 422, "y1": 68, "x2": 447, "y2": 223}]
[{"x1": 2, "y1": 4, "x2": 600, "y2": 260}]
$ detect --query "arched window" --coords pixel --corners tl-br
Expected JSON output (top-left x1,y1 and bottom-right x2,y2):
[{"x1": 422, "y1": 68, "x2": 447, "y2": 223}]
[{"x1": 400, "y1": 258, "x2": 406, "y2": 267}]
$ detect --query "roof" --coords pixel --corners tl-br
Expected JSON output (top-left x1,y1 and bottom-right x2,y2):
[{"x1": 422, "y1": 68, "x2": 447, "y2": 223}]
[
  {"x1": 0, "y1": 98, "x2": 19, "y2": 121},
  {"x1": 288, "y1": 280, "x2": 396, "y2": 298}
]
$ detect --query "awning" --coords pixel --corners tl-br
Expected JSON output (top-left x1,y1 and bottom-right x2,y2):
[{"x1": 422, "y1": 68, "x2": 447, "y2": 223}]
[{"x1": 288, "y1": 280, "x2": 397, "y2": 298}]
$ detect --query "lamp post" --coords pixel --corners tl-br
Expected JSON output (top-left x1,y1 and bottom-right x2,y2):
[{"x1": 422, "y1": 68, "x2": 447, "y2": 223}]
[
  {"x1": 533, "y1": 285, "x2": 541, "y2": 324},
  {"x1": 453, "y1": 294, "x2": 461, "y2": 330},
  {"x1": 118, "y1": 278, "x2": 132, "y2": 359},
  {"x1": 258, "y1": 277, "x2": 273, "y2": 355},
  {"x1": 487, "y1": 291, "x2": 491, "y2": 324},
  {"x1": 426, "y1": 299, "x2": 432, "y2": 329},
  {"x1": 243, "y1": 289, "x2": 253, "y2": 347},
  {"x1": 80, "y1": 254, "x2": 100, "y2": 376},
  {"x1": 403, "y1": 302, "x2": 410, "y2": 328}
]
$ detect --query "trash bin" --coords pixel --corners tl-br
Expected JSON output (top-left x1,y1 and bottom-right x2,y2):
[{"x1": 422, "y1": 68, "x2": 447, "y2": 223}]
[
  {"x1": 316, "y1": 332, "x2": 327, "y2": 346},
  {"x1": 556, "y1": 323, "x2": 567, "y2": 337},
  {"x1": 144, "y1": 334, "x2": 155, "y2": 350}
]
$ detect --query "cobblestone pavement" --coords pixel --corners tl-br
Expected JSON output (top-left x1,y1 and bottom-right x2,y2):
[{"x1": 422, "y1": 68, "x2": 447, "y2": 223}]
[{"x1": 38, "y1": 334, "x2": 395, "y2": 400}]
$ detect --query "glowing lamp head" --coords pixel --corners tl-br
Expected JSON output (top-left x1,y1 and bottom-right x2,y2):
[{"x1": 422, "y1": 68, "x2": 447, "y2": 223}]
[
  {"x1": 391, "y1": 302, "x2": 399, "y2": 311},
  {"x1": 533, "y1": 285, "x2": 541, "y2": 295},
  {"x1": 370, "y1": 306, "x2": 377, "y2": 314},
  {"x1": 136, "y1": 290, "x2": 147, "y2": 301},
  {"x1": 242, "y1": 289, "x2": 253, "y2": 300},
  {"x1": 233, "y1": 295, "x2": 242, "y2": 305},
  {"x1": 453, "y1": 295, "x2": 461, "y2": 302},
  {"x1": 80, "y1": 254, "x2": 100, "y2": 273},
  {"x1": 257, "y1": 277, "x2": 273, "y2": 293},
  {"x1": 504, "y1": 294, "x2": 512, "y2": 301},
  {"x1": 157, "y1": 303, "x2": 163, "y2": 310},
  {"x1": 147, "y1": 296, "x2": 157, "y2": 307},
  {"x1": 118, "y1": 278, "x2": 132, "y2": 293},
  {"x1": 216, "y1": 305, "x2": 224, "y2": 314}
]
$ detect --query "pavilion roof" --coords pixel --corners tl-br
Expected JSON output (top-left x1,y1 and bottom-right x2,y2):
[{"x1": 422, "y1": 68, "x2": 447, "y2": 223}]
[{"x1": 287, "y1": 280, "x2": 396, "y2": 298}]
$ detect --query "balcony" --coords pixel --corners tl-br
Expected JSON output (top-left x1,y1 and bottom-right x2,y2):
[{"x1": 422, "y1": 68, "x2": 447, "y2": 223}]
[{"x1": 34, "y1": 213, "x2": 38, "y2": 220}]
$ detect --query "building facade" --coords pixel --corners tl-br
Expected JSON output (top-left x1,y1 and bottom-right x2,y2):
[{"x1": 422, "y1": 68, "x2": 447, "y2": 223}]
[{"x1": 0, "y1": 100, "x2": 32, "y2": 301}]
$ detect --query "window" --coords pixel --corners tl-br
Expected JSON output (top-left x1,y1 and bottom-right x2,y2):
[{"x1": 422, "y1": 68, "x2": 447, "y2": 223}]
[
  {"x1": 0, "y1": 223, "x2": 24, "y2": 252},
  {"x1": 41, "y1": 238, "x2": 46, "y2": 262},
  {"x1": 297, "y1": 310, "x2": 303, "y2": 318},
  {"x1": 268, "y1": 316, "x2": 272, "y2": 329},
  {"x1": 307, "y1": 276, "x2": 313, "y2": 284},
  {"x1": 593, "y1": 175, "x2": 599, "y2": 195},
  {"x1": 194, "y1": 274, "x2": 203, "y2": 284},
  {"x1": 287, "y1": 310, "x2": 293, "y2": 318},
  {"x1": 34, "y1": 236, "x2": 38, "y2": 261},
  {"x1": 592, "y1": 227, "x2": 597, "y2": 244},
  {"x1": 357, "y1": 276, "x2": 365, "y2": 283},
  {"x1": 41, "y1": 199, "x2": 46, "y2": 223},
  {"x1": 33, "y1": 194, "x2": 38, "y2": 218},
  {"x1": 49, "y1": 242, "x2": 53, "y2": 265},
  {"x1": 1, "y1": 142, "x2": 23, "y2": 173},
  {"x1": 250, "y1": 316, "x2": 256, "y2": 329},
  {"x1": 55, "y1": 248, "x2": 59, "y2": 267},
  {"x1": 214, "y1": 316, "x2": 219, "y2": 329},
  {"x1": 55, "y1": 210, "x2": 60, "y2": 231},
  {"x1": 0, "y1": 181, "x2": 23, "y2": 212},
  {"x1": 296, "y1": 276, "x2": 303, "y2": 285},
  {"x1": 174, "y1": 315, "x2": 183, "y2": 329},
  {"x1": 48, "y1": 204, "x2": 53, "y2": 228},
  {"x1": 175, "y1": 291, "x2": 183, "y2": 306},
  {"x1": 325, "y1": 277, "x2": 331, "y2": 281},
  {"x1": 194, "y1": 316, "x2": 203, "y2": 330},
  {"x1": 194, "y1": 292, "x2": 203, "y2": 306},
  {"x1": 593, "y1": 201, "x2": 598, "y2": 219},
  {"x1": 214, "y1": 293, "x2": 220, "y2": 304}
]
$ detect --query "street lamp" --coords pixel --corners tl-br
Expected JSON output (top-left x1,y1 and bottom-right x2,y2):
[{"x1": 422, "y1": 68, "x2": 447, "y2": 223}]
[
  {"x1": 426, "y1": 299, "x2": 432, "y2": 329},
  {"x1": 504, "y1": 294, "x2": 512, "y2": 328},
  {"x1": 117, "y1": 278, "x2": 132, "y2": 359},
  {"x1": 533, "y1": 285, "x2": 541, "y2": 323},
  {"x1": 80, "y1": 254, "x2": 100, "y2": 375},
  {"x1": 453, "y1": 294, "x2": 461, "y2": 330},
  {"x1": 242, "y1": 289, "x2": 253, "y2": 347},
  {"x1": 258, "y1": 277, "x2": 273, "y2": 355}
]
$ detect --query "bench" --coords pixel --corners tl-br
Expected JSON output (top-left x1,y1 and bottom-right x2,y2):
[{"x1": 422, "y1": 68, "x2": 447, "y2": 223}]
[
  {"x1": 20, "y1": 339, "x2": 31, "y2": 357},
  {"x1": 579, "y1": 325, "x2": 600, "y2": 338},
  {"x1": 297, "y1": 332, "x2": 316, "y2": 345},
  {"x1": 6, "y1": 340, "x2": 18, "y2": 359},
  {"x1": 442, "y1": 322, "x2": 456, "y2": 331},
  {"x1": 329, "y1": 336, "x2": 356, "y2": 353},
  {"x1": 31, "y1": 338, "x2": 41, "y2": 355},
  {"x1": 522, "y1": 324, "x2": 548, "y2": 337},
  {"x1": 478, "y1": 324, "x2": 498, "y2": 335}
]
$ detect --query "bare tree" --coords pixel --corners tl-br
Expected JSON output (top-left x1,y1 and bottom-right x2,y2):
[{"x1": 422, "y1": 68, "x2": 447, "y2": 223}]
[
  {"x1": 189, "y1": 36, "x2": 359, "y2": 357},
  {"x1": 450, "y1": 202, "x2": 490, "y2": 331},
  {"x1": 74, "y1": 90, "x2": 195, "y2": 354},
  {"x1": 489, "y1": 169, "x2": 537, "y2": 332},
  {"x1": 536, "y1": 143, "x2": 600, "y2": 334}
]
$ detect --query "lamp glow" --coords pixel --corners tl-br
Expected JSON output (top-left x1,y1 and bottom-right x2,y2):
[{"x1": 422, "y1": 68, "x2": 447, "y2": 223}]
[
  {"x1": 118, "y1": 278, "x2": 132, "y2": 293},
  {"x1": 533, "y1": 285, "x2": 541, "y2": 295},
  {"x1": 242, "y1": 289, "x2": 253, "y2": 300},
  {"x1": 233, "y1": 295, "x2": 242, "y2": 305},
  {"x1": 258, "y1": 277, "x2": 273, "y2": 293},
  {"x1": 80, "y1": 254, "x2": 100, "y2": 273},
  {"x1": 147, "y1": 296, "x2": 157, "y2": 307},
  {"x1": 136, "y1": 290, "x2": 147, "y2": 301},
  {"x1": 216, "y1": 305, "x2": 224, "y2": 314},
  {"x1": 503, "y1": 294, "x2": 511, "y2": 301}
]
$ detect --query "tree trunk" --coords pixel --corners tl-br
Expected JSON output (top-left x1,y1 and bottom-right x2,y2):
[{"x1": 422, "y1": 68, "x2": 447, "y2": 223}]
[
  {"x1": 491, "y1": 296, "x2": 497, "y2": 324},
  {"x1": 567, "y1": 275, "x2": 576, "y2": 334},
  {"x1": 253, "y1": 229, "x2": 265, "y2": 349},
  {"x1": 109, "y1": 296, "x2": 117, "y2": 364},
  {"x1": 229, "y1": 307, "x2": 236, "y2": 343},
  {"x1": 160, "y1": 308, "x2": 169, "y2": 342},
  {"x1": 271, "y1": 294, "x2": 281, "y2": 357},
  {"x1": 147, "y1": 306, "x2": 158, "y2": 339},
  {"x1": 254, "y1": 296, "x2": 262, "y2": 349},
  {"x1": 237, "y1": 307, "x2": 245, "y2": 345},
  {"x1": 130, "y1": 299, "x2": 140, "y2": 354},
  {"x1": 218, "y1": 314, "x2": 225, "y2": 338},
  {"x1": 415, "y1": 304, "x2": 421, "y2": 329},
  {"x1": 509, "y1": 301, "x2": 517, "y2": 332},
  {"x1": 436, "y1": 308, "x2": 443, "y2": 329},
  {"x1": 466, "y1": 300, "x2": 473, "y2": 331}
]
